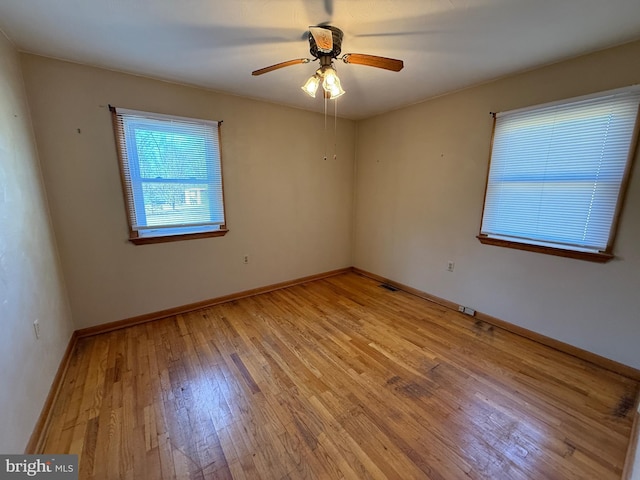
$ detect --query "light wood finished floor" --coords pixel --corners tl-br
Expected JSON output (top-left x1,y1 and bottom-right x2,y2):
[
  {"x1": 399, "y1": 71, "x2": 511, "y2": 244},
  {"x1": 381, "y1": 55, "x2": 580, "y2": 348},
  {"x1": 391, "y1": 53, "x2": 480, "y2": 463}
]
[{"x1": 42, "y1": 272, "x2": 638, "y2": 479}]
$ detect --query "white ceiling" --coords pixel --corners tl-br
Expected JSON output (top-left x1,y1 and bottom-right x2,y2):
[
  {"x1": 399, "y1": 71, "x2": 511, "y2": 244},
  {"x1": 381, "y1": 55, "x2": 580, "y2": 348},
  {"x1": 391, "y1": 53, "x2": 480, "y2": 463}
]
[{"x1": 1, "y1": 0, "x2": 640, "y2": 119}]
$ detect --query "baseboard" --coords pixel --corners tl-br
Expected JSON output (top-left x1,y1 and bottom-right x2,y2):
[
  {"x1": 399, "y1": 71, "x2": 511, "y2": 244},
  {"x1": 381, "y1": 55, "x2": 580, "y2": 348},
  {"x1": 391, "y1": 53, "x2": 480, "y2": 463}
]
[
  {"x1": 352, "y1": 267, "x2": 640, "y2": 382},
  {"x1": 76, "y1": 267, "x2": 351, "y2": 338},
  {"x1": 24, "y1": 330, "x2": 78, "y2": 454}
]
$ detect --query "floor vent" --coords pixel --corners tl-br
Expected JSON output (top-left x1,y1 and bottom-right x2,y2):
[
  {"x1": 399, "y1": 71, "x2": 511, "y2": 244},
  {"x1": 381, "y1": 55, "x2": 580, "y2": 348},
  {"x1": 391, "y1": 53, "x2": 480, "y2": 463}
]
[{"x1": 380, "y1": 284, "x2": 399, "y2": 292}]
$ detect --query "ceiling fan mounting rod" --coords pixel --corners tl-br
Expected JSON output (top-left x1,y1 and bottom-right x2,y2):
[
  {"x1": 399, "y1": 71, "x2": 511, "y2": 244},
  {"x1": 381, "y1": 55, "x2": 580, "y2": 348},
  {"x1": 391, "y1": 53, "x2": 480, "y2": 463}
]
[{"x1": 319, "y1": 55, "x2": 333, "y2": 68}]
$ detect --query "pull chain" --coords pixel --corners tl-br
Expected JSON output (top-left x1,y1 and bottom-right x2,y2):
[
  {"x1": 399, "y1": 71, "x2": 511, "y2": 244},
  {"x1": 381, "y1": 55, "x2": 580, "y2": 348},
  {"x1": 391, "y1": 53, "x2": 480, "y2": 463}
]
[
  {"x1": 323, "y1": 94, "x2": 328, "y2": 161},
  {"x1": 333, "y1": 97, "x2": 338, "y2": 160}
]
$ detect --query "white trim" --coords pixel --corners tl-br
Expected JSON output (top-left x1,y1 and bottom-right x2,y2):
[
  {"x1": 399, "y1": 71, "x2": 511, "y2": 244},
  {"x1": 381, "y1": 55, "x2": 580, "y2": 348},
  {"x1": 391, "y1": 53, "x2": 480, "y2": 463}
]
[
  {"x1": 483, "y1": 234, "x2": 601, "y2": 254},
  {"x1": 133, "y1": 221, "x2": 225, "y2": 231}
]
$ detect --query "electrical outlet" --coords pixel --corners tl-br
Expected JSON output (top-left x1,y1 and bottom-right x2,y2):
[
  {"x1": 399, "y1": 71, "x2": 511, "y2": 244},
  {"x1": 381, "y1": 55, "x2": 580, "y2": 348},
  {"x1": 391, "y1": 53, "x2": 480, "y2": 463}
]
[
  {"x1": 33, "y1": 319, "x2": 41, "y2": 339},
  {"x1": 447, "y1": 261, "x2": 455, "y2": 272},
  {"x1": 243, "y1": 254, "x2": 249, "y2": 264},
  {"x1": 458, "y1": 305, "x2": 476, "y2": 316}
]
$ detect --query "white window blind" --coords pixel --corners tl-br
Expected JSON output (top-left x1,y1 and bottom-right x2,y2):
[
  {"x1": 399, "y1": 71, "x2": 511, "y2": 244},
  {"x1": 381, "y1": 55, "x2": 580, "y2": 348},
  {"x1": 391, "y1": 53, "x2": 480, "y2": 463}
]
[
  {"x1": 112, "y1": 107, "x2": 226, "y2": 240},
  {"x1": 481, "y1": 86, "x2": 640, "y2": 254}
]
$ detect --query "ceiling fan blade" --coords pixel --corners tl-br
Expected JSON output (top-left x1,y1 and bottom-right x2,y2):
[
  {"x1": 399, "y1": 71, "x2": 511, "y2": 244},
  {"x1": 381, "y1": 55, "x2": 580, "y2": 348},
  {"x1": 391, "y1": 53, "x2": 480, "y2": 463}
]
[
  {"x1": 324, "y1": 0, "x2": 334, "y2": 16},
  {"x1": 309, "y1": 26, "x2": 333, "y2": 53},
  {"x1": 252, "y1": 58, "x2": 310, "y2": 76},
  {"x1": 342, "y1": 53, "x2": 404, "y2": 72},
  {"x1": 353, "y1": 31, "x2": 434, "y2": 38}
]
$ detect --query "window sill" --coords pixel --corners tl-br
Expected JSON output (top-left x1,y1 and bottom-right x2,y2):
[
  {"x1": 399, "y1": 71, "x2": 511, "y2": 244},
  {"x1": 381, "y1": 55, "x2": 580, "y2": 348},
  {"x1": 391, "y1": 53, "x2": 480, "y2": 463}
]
[
  {"x1": 476, "y1": 235, "x2": 614, "y2": 263},
  {"x1": 129, "y1": 229, "x2": 229, "y2": 245}
]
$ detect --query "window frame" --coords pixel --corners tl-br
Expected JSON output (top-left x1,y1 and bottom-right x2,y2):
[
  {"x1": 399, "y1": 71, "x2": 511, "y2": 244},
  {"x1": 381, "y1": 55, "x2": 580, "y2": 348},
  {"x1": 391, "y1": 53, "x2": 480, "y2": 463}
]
[
  {"x1": 110, "y1": 106, "x2": 228, "y2": 245},
  {"x1": 477, "y1": 87, "x2": 640, "y2": 263}
]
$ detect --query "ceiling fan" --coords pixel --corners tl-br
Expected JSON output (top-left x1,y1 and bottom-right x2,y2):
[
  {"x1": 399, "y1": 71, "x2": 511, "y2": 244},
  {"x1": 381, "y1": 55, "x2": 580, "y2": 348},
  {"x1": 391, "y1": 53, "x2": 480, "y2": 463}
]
[{"x1": 252, "y1": 26, "x2": 404, "y2": 99}]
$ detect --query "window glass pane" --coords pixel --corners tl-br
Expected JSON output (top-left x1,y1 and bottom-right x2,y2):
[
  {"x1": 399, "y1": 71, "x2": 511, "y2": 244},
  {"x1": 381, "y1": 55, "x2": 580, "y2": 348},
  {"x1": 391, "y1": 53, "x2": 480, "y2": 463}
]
[
  {"x1": 141, "y1": 183, "x2": 212, "y2": 226},
  {"x1": 133, "y1": 126, "x2": 209, "y2": 180}
]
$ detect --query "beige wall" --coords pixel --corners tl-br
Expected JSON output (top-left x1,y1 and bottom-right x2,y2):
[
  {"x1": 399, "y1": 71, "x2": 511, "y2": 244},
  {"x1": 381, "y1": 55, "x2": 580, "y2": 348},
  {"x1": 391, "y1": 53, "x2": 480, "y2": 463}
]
[
  {"x1": 0, "y1": 34, "x2": 74, "y2": 451},
  {"x1": 20, "y1": 54, "x2": 355, "y2": 329},
  {"x1": 354, "y1": 40, "x2": 640, "y2": 369}
]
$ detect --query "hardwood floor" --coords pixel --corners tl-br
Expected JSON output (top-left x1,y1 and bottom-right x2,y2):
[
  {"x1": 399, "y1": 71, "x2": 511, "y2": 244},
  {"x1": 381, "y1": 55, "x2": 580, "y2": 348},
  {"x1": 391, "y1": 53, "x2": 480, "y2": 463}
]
[{"x1": 42, "y1": 272, "x2": 638, "y2": 479}]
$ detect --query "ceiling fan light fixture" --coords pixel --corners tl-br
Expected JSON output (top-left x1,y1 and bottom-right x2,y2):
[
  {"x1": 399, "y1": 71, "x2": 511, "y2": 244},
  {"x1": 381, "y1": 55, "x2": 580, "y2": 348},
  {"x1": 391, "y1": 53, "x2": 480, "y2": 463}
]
[
  {"x1": 322, "y1": 66, "x2": 338, "y2": 86},
  {"x1": 254, "y1": 25, "x2": 404, "y2": 104},
  {"x1": 326, "y1": 78, "x2": 345, "y2": 99},
  {"x1": 321, "y1": 66, "x2": 345, "y2": 99},
  {"x1": 301, "y1": 74, "x2": 321, "y2": 97}
]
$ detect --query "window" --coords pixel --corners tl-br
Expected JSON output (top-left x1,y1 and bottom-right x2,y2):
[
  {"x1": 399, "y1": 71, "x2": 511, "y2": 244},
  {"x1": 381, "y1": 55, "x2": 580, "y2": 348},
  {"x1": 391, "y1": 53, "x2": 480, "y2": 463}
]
[
  {"x1": 478, "y1": 86, "x2": 640, "y2": 262},
  {"x1": 110, "y1": 107, "x2": 227, "y2": 244}
]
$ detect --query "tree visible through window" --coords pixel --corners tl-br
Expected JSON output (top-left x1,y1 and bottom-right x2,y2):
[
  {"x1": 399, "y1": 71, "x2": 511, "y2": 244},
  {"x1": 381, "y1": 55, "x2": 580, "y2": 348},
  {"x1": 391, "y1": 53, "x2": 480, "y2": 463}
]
[
  {"x1": 110, "y1": 107, "x2": 227, "y2": 244},
  {"x1": 478, "y1": 86, "x2": 640, "y2": 262}
]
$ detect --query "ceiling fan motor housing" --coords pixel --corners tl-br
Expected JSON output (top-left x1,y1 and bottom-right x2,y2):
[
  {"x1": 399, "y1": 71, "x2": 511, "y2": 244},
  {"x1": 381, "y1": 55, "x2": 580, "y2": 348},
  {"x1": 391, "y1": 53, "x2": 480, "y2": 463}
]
[{"x1": 309, "y1": 26, "x2": 343, "y2": 59}]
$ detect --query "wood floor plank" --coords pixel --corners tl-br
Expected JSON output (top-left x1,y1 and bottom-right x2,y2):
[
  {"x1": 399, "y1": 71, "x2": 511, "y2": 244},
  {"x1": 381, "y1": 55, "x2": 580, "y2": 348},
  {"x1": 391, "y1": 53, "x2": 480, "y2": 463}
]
[{"x1": 41, "y1": 272, "x2": 637, "y2": 479}]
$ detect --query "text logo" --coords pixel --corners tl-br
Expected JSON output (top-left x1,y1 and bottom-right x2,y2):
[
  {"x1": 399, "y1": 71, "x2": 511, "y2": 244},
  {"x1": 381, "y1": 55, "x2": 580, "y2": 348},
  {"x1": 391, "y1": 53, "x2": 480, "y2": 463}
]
[{"x1": 0, "y1": 455, "x2": 78, "y2": 479}]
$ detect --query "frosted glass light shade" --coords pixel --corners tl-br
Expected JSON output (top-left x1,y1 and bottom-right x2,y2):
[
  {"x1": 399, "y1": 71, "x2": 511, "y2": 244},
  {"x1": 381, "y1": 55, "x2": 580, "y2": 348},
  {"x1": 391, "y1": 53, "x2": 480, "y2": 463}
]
[{"x1": 301, "y1": 75, "x2": 321, "y2": 97}]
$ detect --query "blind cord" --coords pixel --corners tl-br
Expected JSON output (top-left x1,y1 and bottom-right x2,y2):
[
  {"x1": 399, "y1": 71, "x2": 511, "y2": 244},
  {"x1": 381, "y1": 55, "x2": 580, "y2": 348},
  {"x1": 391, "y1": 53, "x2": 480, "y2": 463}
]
[
  {"x1": 334, "y1": 97, "x2": 338, "y2": 160},
  {"x1": 324, "y1": 95, "x2": 328, "y2": 161}
]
